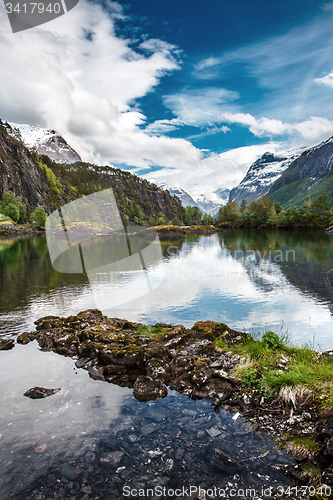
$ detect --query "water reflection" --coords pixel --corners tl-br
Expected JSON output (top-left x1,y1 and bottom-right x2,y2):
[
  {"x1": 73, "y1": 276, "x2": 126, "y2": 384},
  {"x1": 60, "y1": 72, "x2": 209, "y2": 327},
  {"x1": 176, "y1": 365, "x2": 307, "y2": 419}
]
[
  {"x1": 0, "y1": 342, "x2": 294, "y2": 499},
  {"x1": 1, "y1": 230, "x2": 333, "y2": 348}
]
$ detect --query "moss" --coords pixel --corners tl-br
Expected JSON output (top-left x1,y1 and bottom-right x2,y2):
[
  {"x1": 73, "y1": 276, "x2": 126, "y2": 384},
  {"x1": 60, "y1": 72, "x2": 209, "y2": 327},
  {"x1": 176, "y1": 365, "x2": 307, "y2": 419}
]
[
  {"x1": 291, "y1": 436, "x2": 320, "y2": 453},
  {"x1": 194, "y1": 358, "x2": 211, "y2": 367}
]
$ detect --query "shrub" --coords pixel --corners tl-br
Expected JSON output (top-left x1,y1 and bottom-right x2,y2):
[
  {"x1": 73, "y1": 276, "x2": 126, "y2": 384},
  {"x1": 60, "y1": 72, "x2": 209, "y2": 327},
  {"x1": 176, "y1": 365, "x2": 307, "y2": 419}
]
[
  {"x1": 30, "y1": 206, "x2": 47, "y2": 228},
  {"x1": 2, "y1": 202, "x2": 19, "y2": 223},
  {"x1": 262, "y1": 331, "x2": 288, "y2": 350}
]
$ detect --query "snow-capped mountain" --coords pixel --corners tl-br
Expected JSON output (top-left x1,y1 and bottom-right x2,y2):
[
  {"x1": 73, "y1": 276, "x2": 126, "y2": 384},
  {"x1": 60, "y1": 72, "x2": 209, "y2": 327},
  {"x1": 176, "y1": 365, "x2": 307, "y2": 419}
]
[
  {"x1": 157, "y1": 182, "x2": 224, "y2": 215},
  {"x1": 229, "y1": 148, "x2": 305, "y2": 205},
  {"x1": 158, "y1": 183, "x2": 198, "y2": 208},
  {"x1": 7, "y1": 122, "x2": 82, "y2": 164},
  {"x1": 194, "y1": 194, "x2": 221, "y2": 216}
]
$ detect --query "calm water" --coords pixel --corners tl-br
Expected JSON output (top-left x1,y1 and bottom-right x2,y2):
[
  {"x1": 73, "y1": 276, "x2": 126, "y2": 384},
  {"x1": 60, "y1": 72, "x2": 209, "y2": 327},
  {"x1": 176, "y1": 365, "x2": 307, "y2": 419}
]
[
  {"x1": 1, "y1": 229, "x2": 333, "y2": 498},
  {"x1": 1, "y1": 229, "x2": 333, "y2": 348}
]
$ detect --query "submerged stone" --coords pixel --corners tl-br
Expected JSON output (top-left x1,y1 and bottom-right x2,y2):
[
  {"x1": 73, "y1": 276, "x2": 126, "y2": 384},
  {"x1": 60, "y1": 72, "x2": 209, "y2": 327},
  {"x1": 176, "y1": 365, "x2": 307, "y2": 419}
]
[
  {"x1": 23, "y1": 386, "x2": 61, "y2": 399},
  {"x1": 133, "y1": 375, "x2": 168, "y2": 402},
  {"x1": 0, "y1": 338, "x2": 15, "y2": 350}
]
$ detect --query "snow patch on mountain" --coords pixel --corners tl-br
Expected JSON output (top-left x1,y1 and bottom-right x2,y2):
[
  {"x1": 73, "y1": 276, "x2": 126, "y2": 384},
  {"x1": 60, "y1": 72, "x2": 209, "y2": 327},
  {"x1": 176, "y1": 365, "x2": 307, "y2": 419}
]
[
  {"x1": 157, "y1": 182, "x2": 228, "y2": 216},
  {"x1": 229, "y1": 148, "x2": 305, "y2": 205},
  {"x1": 8, "y1": 122, "x2": 82, "y2": 164}
]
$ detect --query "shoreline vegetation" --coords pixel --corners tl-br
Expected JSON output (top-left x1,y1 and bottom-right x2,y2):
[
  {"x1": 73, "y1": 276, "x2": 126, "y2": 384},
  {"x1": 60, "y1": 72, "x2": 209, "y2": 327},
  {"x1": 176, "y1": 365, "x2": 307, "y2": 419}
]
[
  {"x1": 10, "y1": 309, "x2": 333, "y2": 488},
  {"x1": 216, "y1": 194, "x2": 333, "y2": 231}
]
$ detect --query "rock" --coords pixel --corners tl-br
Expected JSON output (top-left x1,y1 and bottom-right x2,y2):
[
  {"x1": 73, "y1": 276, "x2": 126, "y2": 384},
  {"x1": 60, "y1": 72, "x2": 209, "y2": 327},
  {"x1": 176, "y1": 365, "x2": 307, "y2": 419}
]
[
  {"x1": 215, "y1": 448, "x2": 238, "y2": 466},
  {"x1": 17, "y1": 332, "x2": 34, "y2": 345},
  {"x1": 0, "y1": 338, "x2": 15, "y2": 350},
  {"x1": 146, "y1": 359, "x2": 167, "y2": 379},
  {"x1": 141, "y1": 424, "x2": 158, "y2": 436},
  {"x1": 206, "y1": 427, "x2": 221, "y2": 438},
  {"x1": 323, "y1": 436, "x2": 333, "y2": 455},
  {"x1": 34, "y1": 444, "x2": 47, "y2": 453},
  {"x1": 175, "y1": 448, "x2": 184, "y2": 460},
  {"x1": 23, "y1": 387, "x2": 61, "y2": 399},
  {"x1": 133, "y1": 376, "x2": 168, "y2": 402},
  {"x1": 60, "y1": 465, "x2": 82, "y2": 480},
  {"x1": 322, "y1": 465, "x2": 333, "y2": 486},
  {"x1": 100, "y1": 451, "x2": 124, "y2": 468}
]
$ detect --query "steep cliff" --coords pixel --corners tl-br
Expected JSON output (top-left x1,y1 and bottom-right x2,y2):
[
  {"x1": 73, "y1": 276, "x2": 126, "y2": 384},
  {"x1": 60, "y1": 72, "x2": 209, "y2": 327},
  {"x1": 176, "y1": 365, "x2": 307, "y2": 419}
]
[
  {"x1": 0, "y1": 121, "x2": 54, "y2": 212},
  {"x1": 0, "y1": 120, "x2": 184, "y2": 222}
]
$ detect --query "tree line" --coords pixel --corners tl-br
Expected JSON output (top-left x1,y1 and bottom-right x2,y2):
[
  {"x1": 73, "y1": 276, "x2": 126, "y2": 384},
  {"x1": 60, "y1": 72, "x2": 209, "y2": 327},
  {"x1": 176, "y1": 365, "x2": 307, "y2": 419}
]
[{"x1": 217, "y1": 193, "x2": 333, "y2": 228}]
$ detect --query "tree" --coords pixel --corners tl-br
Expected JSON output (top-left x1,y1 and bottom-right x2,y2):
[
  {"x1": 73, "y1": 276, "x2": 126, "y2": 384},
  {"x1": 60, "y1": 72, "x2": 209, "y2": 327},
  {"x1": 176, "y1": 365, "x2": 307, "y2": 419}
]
[
  {"x1": 313, "y1": 193, "x2": 329, "y2": 212},
  {"x1": 240, "y1": 199, "x2": 247, "y2": 213},
  {"x1": 0, "y1": 190, "x2": 27, "y2": 223},
  {"x1": 303, "y1": 194, "x2": 313, "y2": 215},
  {"x1": 3, "y1": 203, "x2": 19, "y2": 223},
  {"x1": 30, "y1": 207, "x2": 47, "y2": 228}
]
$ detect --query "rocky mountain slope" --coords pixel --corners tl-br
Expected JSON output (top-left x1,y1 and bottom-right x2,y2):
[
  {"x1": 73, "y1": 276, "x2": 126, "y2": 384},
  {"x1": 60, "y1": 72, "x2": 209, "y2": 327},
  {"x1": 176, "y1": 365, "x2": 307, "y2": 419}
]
[
  {"x1": 0, "y1": 120, "x2": 184, "y2": 223},
  {"x1": 7, "y1": 122, "x2": 82, "y2": 164},
  {"x1": 229, "y1": 149, "x2": 304, "y2": 206},
  {"x1": 269, "y1": 136, "x2": 333, "y2": 208},
  {"x1": 0, "y1": 121, "x2": 54, "y2": 212}
]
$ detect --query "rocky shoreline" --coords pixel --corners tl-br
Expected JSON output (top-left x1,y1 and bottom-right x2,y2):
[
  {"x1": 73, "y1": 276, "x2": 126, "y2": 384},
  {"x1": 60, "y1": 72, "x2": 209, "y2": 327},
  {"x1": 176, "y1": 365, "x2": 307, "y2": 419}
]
[
  {"x1": 14, "y1": 310, "x2": 333, "y2": 490},
  {"x1": 154, "y1": 224, "x2": 221, "y2": 236},
  {"x1": 0, "y1": 221, "x2": 43, "y2": 236}
]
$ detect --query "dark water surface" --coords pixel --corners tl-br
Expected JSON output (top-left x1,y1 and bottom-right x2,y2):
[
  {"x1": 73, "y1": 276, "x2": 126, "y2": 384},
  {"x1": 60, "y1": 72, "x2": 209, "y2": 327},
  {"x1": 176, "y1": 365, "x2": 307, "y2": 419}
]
[{"x1": 1, "y1": 229, "x2": 333, "y2": 498}]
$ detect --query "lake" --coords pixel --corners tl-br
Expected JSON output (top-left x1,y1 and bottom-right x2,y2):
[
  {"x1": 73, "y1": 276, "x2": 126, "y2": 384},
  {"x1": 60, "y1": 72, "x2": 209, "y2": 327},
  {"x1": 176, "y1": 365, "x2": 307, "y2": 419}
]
[{"x1": 1, "y1": 228, "x2": 333, "y2": 498}]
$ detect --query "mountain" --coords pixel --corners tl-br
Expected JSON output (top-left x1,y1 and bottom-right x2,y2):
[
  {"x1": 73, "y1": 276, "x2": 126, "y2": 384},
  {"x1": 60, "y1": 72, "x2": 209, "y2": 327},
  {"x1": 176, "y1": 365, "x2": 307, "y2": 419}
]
[
  {"x1": 213, "y1": 188, "x2": 231, "y2": 205},
  {"x1": 229, "y1": 149, "x2": 304, "y2": 206},
  {"x1": 268, "y1": 136, "x2": 333, "y2": 209},
  {"x1": 157, "y1": 182, "x2": 224, "y2": 216},
  {"x1": 0, "y1": 119, "x2": 184, "y2": 223},
  {"x1": 7, "y1": 122, "x2": 82, "y2": 164},
  {"x1": 194, "y1": 194, "x2": 220, "y2": 216},
  {"x1": 158, "y1": 183, "x2": 198, "y2": 208}
]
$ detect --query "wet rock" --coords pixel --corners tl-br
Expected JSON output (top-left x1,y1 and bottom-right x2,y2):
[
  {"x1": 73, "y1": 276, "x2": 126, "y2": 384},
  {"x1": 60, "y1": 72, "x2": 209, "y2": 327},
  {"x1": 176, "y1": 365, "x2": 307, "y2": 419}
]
[
  {"x1": 146, "y1": 410, "x2": 167, "y2": 422},
  {"x1": 24, "y1": 387, "x2": 61, "y2": 399},
  {"x1": 60, "y1": 465, "x2": 82, "y2": 480},
  {"x1": 0, "y1": 338, "x2": 15, "y2": 350},
  {"x1": 34, "y1": 444, "x2": 47, "y2": 453},
  {"x1": 100, "y1": 451, "x2": 124, "y2": 468},
  {"x1": 17, "y1": 332, "x2": 35, "y2": 344},
  {"x1": 215, "y1": 448, "x2": 238, "y2": 467},
  {"x1": 206, "y1": 427, "x2": 221, "y2": 438},
  {"x1": 133, "y1": 376, "x2": 168, "y2": 402},
  {"x1": 141, "y1": 424, "x2": 159, "y2": 436},
  {"x1": 175, "y1": 448, "x2": 184, "y2": 460}
]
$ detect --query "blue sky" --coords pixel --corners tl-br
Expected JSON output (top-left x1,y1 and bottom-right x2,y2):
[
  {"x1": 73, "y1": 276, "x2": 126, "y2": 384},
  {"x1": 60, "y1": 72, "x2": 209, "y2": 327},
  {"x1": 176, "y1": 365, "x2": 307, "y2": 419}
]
[{"x1": 1, "y1": 0, "x2": 333, "y2": 197}]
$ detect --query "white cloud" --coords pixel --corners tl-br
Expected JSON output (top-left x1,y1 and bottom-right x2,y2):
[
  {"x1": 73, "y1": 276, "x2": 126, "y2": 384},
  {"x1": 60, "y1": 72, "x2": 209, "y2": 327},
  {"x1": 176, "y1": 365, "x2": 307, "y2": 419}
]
[
  {"x1": 0, "y1": 0, "x2": 200, "y2": 169},
  {"x1": 163, "y1": 87, "x2": 239, "y2": 126},
  {"x1": 314, "y1": 70, "x2": 333, "y2": 88},
  {"x1": 143, "y1": 143, "x2": 279, "y2": 199},
  {"x1": 219, "y1": 113, "x2": 333, "y2": 145},
  {"x1": 144, "y1": 117, "x2": 185, "y2": 135}
]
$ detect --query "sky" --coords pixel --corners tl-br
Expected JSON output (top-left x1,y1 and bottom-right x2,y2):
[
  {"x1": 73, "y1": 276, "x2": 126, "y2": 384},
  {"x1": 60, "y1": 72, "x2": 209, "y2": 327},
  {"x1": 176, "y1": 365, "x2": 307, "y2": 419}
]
[{"x1": 1, "y1": 0, "x2": 333, "y2": 199}]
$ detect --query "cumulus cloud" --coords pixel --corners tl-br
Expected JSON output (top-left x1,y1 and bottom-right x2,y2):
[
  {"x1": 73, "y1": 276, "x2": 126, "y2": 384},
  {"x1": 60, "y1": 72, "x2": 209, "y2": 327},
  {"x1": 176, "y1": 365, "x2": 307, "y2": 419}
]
[
  {"x1": 0, "y1": 0, "x2": 200, "y2": 168},
  {"x1": 143, "y1": 143, "x2": 280, "y2": 200},
  {"x1": 314, "y1": 70, "x2": 333, "y2": 88},
  {"x1": 219, "y1": 113, "x2": 333, "y2": 144}
]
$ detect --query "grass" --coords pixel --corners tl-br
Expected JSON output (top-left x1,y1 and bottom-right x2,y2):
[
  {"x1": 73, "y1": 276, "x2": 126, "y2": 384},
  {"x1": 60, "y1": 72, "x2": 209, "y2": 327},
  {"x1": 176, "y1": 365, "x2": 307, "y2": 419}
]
[
  {"x1": 0, "y1": 213, "x2": 12, "y2": 222},
  {"x1": 214, "y1": 329, "x2": 333, "y2": 410},
  {"x1": 136, "y1": 324, "x2": 164, "y2": 336}
]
